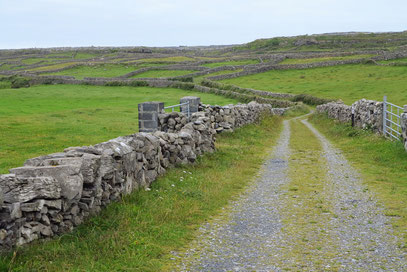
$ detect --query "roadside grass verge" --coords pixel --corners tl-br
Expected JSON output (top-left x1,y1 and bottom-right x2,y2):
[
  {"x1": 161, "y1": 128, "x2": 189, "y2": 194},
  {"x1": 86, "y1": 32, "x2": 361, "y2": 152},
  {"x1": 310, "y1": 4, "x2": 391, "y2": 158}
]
[
  {"x1": 309, "y1": 113, "x2": 407, "y2": 247},
  {"x1": 221, "y1": 64, "x2": 407, "y2": 105},
  {"x1": 0, "y1": 84, "x2": 237, "y2": 173},
  {"x1": 1, "y1": 115, "x2": 283, "y2": 271}
]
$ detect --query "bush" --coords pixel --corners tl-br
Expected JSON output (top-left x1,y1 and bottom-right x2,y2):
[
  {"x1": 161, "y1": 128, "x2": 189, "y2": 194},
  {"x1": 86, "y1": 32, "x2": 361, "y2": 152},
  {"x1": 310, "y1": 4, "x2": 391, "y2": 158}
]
[
  {"x1": 104, "y1": 81, "x2": 124, "y2": 86},
  {"x1": 129, "y1": 80, "x2": 148, "y2": 87},
  {"x1": 11, "y1": 77, "x2": 31, "y2": 89},
  {"x1": 169, "y1": 77, "x2": 193, "y2": 82},
  {"x1": 291, "y1": 94, "x2": 333, "y2": 106}
]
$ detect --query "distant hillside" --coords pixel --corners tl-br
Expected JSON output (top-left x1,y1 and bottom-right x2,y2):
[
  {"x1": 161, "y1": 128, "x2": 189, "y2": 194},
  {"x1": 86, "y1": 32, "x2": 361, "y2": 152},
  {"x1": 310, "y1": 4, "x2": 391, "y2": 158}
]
[{"x1": 233, "y1": 31, "x2": 407, "y2": 52}]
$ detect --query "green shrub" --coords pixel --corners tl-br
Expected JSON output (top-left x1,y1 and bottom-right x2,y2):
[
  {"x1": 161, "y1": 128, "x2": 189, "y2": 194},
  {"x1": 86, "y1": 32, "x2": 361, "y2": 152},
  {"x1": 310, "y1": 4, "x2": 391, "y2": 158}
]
[
  {"x1": 169, "y1": 77, "x2": 193, "y2": 82},
  {"x1": 129, "y1": 80, "x2": 148, "y2": 87},
  {"x1": 104, "y1": 81, "x2": 124, "y2": 86},
  {"x1": 291, "y1": 94, "x2": 333, "y2": 105},
  {"x1": 11, "y1": 77, "x2": 31, "y2": 89}
]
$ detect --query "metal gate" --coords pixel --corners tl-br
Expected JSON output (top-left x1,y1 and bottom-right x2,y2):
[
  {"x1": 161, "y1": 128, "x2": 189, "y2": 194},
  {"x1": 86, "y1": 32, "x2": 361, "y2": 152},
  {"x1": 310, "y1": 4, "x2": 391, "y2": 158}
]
[
  {"x1": 164, "y1": 101, "x2": 191, "y2": 117},
  {"x1": 383, "y1": 96, "x2": 403, "y2": 140}
]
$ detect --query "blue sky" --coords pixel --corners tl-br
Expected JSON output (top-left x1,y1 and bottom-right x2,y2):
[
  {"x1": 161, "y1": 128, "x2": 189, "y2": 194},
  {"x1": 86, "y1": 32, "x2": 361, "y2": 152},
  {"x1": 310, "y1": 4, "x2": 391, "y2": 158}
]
[{"x1": 1, "y1": 0, "x2": 406, "y2": 49}]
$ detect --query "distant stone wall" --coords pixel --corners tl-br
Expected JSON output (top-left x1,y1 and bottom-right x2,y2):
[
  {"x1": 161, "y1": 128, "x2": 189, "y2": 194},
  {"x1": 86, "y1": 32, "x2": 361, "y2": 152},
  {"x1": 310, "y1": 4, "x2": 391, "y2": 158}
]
[
  {"x1": 0, "y1": 100, "x2": 281, "y2": 250},
  {"x1": 316, "y1": 99, "x2": 384, "y2": 133}
]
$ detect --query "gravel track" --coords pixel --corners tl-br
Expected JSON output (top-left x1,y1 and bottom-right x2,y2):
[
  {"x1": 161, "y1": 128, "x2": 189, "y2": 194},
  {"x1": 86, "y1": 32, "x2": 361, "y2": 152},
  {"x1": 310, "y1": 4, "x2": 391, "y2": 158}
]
[
  {"x1": 302, "y1": 119, "x2": 407, "y2": 271},
  {"x1": 174, "y1": 120, "x2": 292, "y2": 271},
  {"x1": 172, "y1": 117, "x2": 407, "y2": 271}
]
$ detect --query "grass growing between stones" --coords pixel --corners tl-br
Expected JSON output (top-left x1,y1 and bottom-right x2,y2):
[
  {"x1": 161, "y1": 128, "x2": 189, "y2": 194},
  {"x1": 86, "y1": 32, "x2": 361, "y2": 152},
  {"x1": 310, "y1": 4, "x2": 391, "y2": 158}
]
[
  {"x1": 221, "y1": 64, "x2": 407, "y2": 105},
  {"x1": 0, "y1": 84, "x2": 237, "y2": 173},
  {"x1": 0, "y1": 116, "x2": 283, "y2": 271},
  {"x1": 278, "y1": 119, "x2": 339, "y2": 270},
  {"x1": 309, "y1": 113, "x2": 407, "y2": 248}
]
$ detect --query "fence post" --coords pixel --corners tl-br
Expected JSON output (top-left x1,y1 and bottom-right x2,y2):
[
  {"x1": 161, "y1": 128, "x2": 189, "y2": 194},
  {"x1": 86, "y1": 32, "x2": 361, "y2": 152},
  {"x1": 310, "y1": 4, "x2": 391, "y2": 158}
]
[
  {"x1": 180, "y1": 96, "x2": 200, "y2": 117},
  {"x1": 383, "y1": 95, "x2": 387, "y2": 136},
  {"x1": 138, "y1": 101, "x2": 164, "y2": 132}
]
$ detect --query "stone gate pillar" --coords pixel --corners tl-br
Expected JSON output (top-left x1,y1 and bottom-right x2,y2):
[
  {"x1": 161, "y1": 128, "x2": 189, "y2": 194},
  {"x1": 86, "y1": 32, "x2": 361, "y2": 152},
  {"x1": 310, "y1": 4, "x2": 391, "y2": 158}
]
[
  {"x1": 138, "y1": 102, "x2": 164, "y2": 132},
  {"x1": 180, "y1": 96, "x2": 200, "y2": 116}
]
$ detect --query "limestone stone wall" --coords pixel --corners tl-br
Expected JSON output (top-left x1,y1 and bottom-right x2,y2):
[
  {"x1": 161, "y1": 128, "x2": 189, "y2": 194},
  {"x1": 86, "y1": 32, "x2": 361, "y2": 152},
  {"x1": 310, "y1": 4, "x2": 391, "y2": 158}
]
[
  {"x1": 0, "y1": 101, "x2": 278, "y2": 250},
  {"x1": 316, "y1": 99, "x2": 384, "y2": 133}
]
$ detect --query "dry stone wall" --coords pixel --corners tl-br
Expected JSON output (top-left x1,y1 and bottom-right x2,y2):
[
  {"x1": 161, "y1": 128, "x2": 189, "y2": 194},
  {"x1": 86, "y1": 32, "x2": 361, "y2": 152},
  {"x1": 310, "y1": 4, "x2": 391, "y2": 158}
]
[
  {"x1": 0, "y1": 100, "x2": 280, "y2": 250},
  {"x1": 316, "y1": 99, "x2": 384, "y2": 133}
]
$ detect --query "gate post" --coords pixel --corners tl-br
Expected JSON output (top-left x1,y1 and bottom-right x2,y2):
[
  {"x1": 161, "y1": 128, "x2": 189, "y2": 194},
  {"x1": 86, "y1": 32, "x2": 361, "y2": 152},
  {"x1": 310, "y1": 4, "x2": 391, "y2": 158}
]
[
  {"x1": 383, "y1": 95, "x2": 387, "y2": 136},
  {"x1": 138, "y1": 101, "x2": 164, "y2": 132},
  {"x1": 180, "y1": 96, "x2": 200, "y2": 117}
]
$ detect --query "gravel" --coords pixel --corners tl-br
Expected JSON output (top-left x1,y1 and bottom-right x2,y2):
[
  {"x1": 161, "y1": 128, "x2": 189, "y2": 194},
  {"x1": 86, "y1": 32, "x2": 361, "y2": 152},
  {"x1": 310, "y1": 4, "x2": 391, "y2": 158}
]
[
  {"x1": 302, "y1": 119, "x2": 407, "y2": 271},
  {"x1": 172, "y1": 118, "x2": 407, "y2": 271},
  {"x1": 174, "y1": 120, "x2": 292, "y2": 271}
]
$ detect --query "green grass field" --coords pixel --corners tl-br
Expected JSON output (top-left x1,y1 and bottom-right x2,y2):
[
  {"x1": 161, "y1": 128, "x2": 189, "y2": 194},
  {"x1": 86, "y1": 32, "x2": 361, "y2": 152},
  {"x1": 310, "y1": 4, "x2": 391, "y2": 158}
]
[
  {"x1": 27, "y1": 62, "x2": 79, "y2": 72},
  {"x1": 280, "y1": 54, "x2": 375, "y2": 64},
  {"x1": 0, "y1": 84, "x2": 237, "y2": 174},
  {"x1": 1, "y1": 116, "x2": 283, "y2": 271},
  {"x1": 131, "y1": 69, "x2": 196, "y2": 78},
  {"x1": 44, "y1": 64, "x2": 138, "y2": 79},
  {"x1": 194, "y1": 69, "x2": 243, "y2": 82},
  {"x1": 221, "y1": 64, "x2": 407, "y2": 105},
  {"x1": 202, "y1": 59, "x2": 259, "y2": 68},
  {"x1": 135, "y1": 56, "x2": 195, "y2": 63}
]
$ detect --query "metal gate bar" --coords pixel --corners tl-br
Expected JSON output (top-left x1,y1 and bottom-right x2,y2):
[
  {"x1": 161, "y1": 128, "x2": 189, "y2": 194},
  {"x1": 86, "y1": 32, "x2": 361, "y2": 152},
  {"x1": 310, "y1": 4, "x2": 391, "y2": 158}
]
[
  {"x1": 164, "y1": 101, "x2": 190, "y2": 117},
  {"x1": 383, "y1": 95, "x2": 403, "y2": 140}
]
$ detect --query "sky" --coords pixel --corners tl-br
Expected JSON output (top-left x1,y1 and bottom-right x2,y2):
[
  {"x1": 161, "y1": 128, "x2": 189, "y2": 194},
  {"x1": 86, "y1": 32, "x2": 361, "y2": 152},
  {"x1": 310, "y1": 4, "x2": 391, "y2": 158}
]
[{"x1": 1, "y1": 0, "x2": 406, "y2": 49}]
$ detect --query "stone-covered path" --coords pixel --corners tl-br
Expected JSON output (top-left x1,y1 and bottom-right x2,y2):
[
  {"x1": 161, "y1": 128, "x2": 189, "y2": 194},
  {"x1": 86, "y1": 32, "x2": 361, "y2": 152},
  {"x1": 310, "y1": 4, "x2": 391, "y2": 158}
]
[{"x1": 172, "y1": 117, "x2": 407, "y2": 271}]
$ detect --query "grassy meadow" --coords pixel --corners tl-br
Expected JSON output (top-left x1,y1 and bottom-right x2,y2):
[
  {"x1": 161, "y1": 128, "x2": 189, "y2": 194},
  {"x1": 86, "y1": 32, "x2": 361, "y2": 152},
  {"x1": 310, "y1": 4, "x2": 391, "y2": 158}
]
[
  {"x1": 0, "y1": 84, "x2": 237, "y2": 174},
  {"x1": 131, "y1": 69, "x2": 197, "y2": 78},
  {"x1": 280, "y1": 54, "x2": 375, "y2": 64},
  {"x1": 43, "y1": 64, "x2": 138, "y2": 79},
  {"x1": 221, "y1": 64, "x2": 407, "y2": 105},
  {"x1": 202, "y1": 59, "x2": 259, "y2": 68}
]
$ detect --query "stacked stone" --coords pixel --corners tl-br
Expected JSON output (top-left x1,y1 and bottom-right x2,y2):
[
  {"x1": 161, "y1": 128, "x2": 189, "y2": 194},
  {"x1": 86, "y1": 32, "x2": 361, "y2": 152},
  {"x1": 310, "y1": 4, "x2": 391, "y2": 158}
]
[
  {"x1": 352, "y1": 99, "x2": 383, "y2": 133},
  {"x1": 0, "y1": 100, "x2": 282, "y2": 250},
  {"x1": 401, "y1": 106, "x2": 407, "y2": 151},
  {"x1": 199, "y1": 101, "x2": 274, "y2": 133},
  {"x1": 158, "y1": 112, "x2": 188, "y2": 133},
  {"x1": 155, "y1": 112, "x2": 216, "y2": 166},
  {"x1": 316, "y1": 101, "x2": 352, "y2": 123},
  {"x1": 317, "y1": 99, "x2": 384, "y2": 134},
  {"x1": 0, "y1": 112, "x2": 216, "y2": 249}
]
